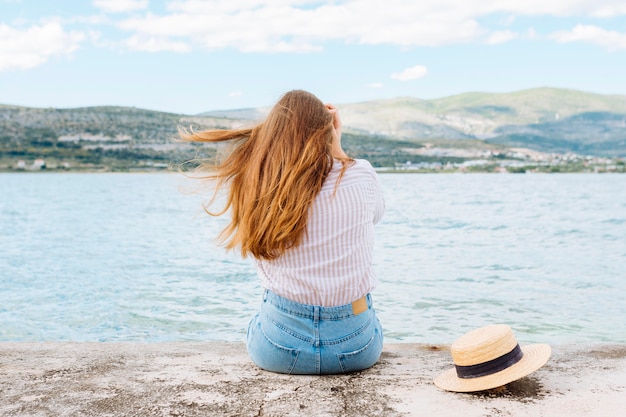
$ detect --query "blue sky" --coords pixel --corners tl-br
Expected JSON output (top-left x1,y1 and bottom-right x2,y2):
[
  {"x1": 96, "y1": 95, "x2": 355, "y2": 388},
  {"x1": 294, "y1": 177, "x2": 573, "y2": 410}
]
[{"x1": 1, "y1": 0, "x2": 625, "y2": 114}]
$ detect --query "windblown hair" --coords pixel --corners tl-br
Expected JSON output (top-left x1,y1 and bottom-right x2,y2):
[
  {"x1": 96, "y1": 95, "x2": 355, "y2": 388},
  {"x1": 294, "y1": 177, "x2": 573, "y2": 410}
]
[{"x1": 180, "y1": 90, "x2": 352, "y2": 260}]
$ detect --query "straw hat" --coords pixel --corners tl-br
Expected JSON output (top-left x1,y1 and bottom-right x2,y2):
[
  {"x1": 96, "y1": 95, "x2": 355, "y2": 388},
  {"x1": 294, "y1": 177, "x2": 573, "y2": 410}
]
[{"x1": 434, "y1": 324, "x2": 551, "y2": 392}]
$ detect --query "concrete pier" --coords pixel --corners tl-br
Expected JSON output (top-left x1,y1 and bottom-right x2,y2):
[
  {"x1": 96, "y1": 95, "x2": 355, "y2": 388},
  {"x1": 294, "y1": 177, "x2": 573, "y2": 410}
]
[{"x1": 1, "y1": 342, "x2": 624, "y2": 416}]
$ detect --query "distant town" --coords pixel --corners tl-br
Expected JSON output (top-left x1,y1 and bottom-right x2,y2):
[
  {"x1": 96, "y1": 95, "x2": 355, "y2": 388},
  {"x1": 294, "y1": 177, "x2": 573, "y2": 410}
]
[
  {"x1": 384, "y1": 145, "x2": 625, "y2": 173},
  {"x1": 6, "y1": 145, "x2": 624, "y2": 174}
]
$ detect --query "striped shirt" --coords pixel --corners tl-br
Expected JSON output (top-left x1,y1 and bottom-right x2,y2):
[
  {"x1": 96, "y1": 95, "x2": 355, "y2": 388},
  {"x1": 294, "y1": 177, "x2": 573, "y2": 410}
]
[{"x1": 255, "y1": 158, "x2": 385, "y2": 306}]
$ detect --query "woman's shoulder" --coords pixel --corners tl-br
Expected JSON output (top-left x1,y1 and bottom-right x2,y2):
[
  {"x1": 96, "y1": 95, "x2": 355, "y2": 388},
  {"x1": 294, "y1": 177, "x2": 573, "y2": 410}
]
[
  {"x1": 323, "y1": 159, "x2": 378, "y2": 191},
  {"x1": 350, "y1": 158, "x2": 375, "y2": 171},
  {"x1": 346, "y1": 158, "x2": 377, "y2": 178}
]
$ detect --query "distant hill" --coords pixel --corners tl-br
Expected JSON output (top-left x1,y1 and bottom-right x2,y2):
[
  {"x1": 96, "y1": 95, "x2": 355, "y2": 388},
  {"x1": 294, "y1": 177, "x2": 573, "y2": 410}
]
[
  {"x1": 1, "y1": 88, "x2": 625, "y2": 171},
  {"x1": 0, "y1": 105, "x2": 246, "y2": 170},
  {"x1": 198, "y1": 107, "x2": 269, "y2": 120},
  {"x1": 201, "y1": 88, "x2": 626, "y2": 157},
  {"x1": 0, "y1": 103, "x2": 423, "y2": 169},
  {"x1": 339, "y1": 88, "x2": 626, "y2": 156}
]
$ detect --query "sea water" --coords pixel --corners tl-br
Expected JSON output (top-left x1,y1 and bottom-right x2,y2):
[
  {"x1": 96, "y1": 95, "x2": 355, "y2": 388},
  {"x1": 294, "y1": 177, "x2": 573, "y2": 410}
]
[{"x1": 1, "y1": 172, "x2": 624, "y2": 344}]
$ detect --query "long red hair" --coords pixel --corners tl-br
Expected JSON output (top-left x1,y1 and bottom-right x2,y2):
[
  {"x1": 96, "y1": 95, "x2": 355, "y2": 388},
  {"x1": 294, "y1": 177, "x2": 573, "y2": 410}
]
[{"x1": 180, "y1": 90, "x2": 352, "y2": 260}]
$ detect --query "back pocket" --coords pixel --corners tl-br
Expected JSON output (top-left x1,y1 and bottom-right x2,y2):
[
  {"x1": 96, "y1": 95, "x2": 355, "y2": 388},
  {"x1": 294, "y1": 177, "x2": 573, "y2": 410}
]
[
  {"x1": 247, "y1": 316, "x2": 301, "y2": 374},
  {"x1": 336, "y1": 327, "x2": 383, "y2": 373}
]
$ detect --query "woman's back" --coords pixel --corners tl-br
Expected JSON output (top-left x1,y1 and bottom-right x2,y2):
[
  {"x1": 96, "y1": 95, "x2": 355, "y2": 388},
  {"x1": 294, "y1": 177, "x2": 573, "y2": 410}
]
[{"x1": 256, "y1": 159, "x2": 384, "y2": 306}]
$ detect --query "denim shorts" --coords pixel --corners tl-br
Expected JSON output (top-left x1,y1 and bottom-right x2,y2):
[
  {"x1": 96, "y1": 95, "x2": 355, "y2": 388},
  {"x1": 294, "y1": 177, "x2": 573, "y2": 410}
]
[{"x1": 246, "y1": 289, "x2": 383, "y2": 375}]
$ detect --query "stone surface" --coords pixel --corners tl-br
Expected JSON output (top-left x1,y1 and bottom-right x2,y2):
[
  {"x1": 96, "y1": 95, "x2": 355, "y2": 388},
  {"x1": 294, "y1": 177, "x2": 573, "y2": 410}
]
[{"x1": 1, "y1": 343, "x2": 624, "y2": 416}]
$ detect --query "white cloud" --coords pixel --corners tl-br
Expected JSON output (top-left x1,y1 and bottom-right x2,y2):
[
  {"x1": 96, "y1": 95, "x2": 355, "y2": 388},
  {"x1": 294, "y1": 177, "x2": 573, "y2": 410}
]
[
  {"x1": 123, "y1": 34, "x2": 191, "y2": 52},
  {"x1": 589, "y1": 3, "x2": 626, "y2": 17},
  {"x1": 550, "y1": 24, "x2": 626, "y2": 50},
  {"x1": 167, "y1": 0, "x2": 315, "y2": 14},
  {"x1": 480, "y1": 0, "x2": 626, "y2": 17},
  {"x1": 100, "y1": 0, "x2": 626, "y2": 53},
  {"x1": 117, "y1": 6, "x2": 327, "y2": 53},
  {"x1": 55, "y1": 14, "x2": 113, "y2": 26},
  {"x1": 115, "y1": 1, "x2": 488, "y2": 52},
  {"x1": 391, "y1": 65, "x2": 428, "y2": 81},
  {"x1": 157, "y1": 0, "x2": 626, "y2": 21},
  {"x1": 501, "y1": 15, "x2": 516, "y2": 26},
  {"x1": 367, "y1": 82, "x2": 383, "y2": 89},
  {"x1": 93, "y1": 0, "x2": 148, "y2": 13},
  {"x1": 228, "y1": 91, "x2": 243, "y2": 97},
  {"x1": 487, "y1": 30, "x2": 519, "y2": 45},
  {"x1": 0, "y1": 22, "x2": 85, "y2": 71}
]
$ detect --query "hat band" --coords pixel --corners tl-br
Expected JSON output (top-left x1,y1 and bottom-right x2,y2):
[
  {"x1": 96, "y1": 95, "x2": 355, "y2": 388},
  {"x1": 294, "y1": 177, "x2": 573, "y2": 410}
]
[{"x1": 455, "y1": 344, "x2": 523, "y2": 379}]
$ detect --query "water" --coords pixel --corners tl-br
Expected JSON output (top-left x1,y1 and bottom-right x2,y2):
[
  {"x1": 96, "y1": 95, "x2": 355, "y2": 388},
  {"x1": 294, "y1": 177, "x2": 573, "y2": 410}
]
[{"x1": 1, "y1": 172, "x2": 625, "y2": 344}]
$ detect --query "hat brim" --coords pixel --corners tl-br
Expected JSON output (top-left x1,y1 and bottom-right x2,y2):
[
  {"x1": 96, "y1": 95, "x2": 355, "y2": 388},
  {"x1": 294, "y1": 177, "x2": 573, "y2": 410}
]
[{"x1": 434, "y1": 344, "x2": 551, "y2": 393}]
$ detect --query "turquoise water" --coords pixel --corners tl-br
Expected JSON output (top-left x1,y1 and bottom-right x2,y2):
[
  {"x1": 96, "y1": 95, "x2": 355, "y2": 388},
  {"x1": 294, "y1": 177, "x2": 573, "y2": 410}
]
[{"x1": 1, "y1": 173, "x2": 625, "y2": 344}]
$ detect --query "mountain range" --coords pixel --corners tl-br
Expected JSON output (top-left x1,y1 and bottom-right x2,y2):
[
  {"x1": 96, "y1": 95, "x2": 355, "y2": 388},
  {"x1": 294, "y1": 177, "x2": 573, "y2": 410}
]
[
  {"x1": 202, "y1": 87, "x2": 626, "y2": 157},
  {"x1": 1, "y1": 87, "x2": 625, "y2": 169}
]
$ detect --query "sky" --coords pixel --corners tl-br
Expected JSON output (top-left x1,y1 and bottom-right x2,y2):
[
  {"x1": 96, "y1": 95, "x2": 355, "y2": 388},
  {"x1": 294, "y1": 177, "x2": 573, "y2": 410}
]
[{"x1": 1, "y1": 0, "x2": 625, "y2": 114}]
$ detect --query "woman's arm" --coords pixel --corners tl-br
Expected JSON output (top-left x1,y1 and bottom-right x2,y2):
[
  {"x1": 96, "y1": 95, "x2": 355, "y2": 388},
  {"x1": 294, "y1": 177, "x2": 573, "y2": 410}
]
[{"x1": 326, "y1": 104, "x2": 348, "y2": 159}]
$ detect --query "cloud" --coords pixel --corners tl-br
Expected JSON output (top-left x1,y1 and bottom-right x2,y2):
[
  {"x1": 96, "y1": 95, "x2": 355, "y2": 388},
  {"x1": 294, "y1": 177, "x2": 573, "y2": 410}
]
[
  {"x1": 486, "y1": 0, "x2": 626, "y2": 17},
  {"x1": 367, "y1": 82, "x2": 383, "y2": 89},
  {"x1": 93, "y1": 0, "x2": 148, "y2": 13},
  {"x1": 550, "y1": 24, "x2": 626, "y2": 50},
  {"x1": 228, "y1": 91, "x2": 243, "y2": 97},
  {"x1": 166, "y1": 0, "x2": 307, "y2": 14},
  {"x1": 0, "y1": 22, "x2": 85, "y2": 71},
  {"x1": 391, "y1": 65, "x2": 428, "y2": 81},
  {"x1": 5, "y1": 0, "x2": 609, "y2": 56},
  {"x1": 118, "y1": 1, "x2": 488, "y2": 51},
  {"x1": 486, "y1": 30, "x2": 519, "y2": 45},
  {"x1": 124, "y1": 35, "x2": 191, "y2": 52},
  {"x1": 589, "y1": 3, "x2": 626, "y2": 17},
  {"x1": 501, "y1": 15, "x2": 516, "y2": 26},
  {"x1": 108, "y1": 0, "x2": 626, "y2": 54}
]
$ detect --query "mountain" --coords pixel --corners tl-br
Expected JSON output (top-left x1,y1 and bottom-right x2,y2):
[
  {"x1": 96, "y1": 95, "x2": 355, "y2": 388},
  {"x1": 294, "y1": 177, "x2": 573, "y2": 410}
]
[
  {"x1": 201, "y1": 88, "x2": 626, "y2": 157},
  {"x1": 0, "y1": 105, "x2": 249, "y2": 170},
  {"x1": 1, "y1": 88, "x2": 625, "y2": 171},
  {"x1": 337, "y1": 88, "x2": 626, "y2": 156}
]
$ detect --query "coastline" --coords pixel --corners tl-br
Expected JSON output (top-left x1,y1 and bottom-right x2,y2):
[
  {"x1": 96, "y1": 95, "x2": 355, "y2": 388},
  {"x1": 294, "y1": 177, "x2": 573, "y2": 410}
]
[
  {"x1": 1, "y1": 342, "x2": 624, "y2": 416},
  {"x1": 1, "y1": 167, "x2": 625, "y2": 174}
]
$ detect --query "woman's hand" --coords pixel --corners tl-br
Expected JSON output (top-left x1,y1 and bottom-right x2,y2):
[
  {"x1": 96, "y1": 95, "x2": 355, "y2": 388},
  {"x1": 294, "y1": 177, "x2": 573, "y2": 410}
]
[{"x1": 326, "y1": 104, "x2": 347, "y2": 159}]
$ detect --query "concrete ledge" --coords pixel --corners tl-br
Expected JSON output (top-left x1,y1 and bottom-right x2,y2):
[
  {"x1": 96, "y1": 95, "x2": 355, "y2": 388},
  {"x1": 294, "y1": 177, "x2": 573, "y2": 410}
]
[{"x1": 1, "y1": 342, "x2": 625, "y2": 416}]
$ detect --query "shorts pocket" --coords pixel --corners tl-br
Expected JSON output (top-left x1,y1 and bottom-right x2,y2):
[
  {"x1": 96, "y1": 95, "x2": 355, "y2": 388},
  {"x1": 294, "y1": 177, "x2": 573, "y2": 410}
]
[{"x1": 336, "y1": 326, "x2": 383, "y2": 373}]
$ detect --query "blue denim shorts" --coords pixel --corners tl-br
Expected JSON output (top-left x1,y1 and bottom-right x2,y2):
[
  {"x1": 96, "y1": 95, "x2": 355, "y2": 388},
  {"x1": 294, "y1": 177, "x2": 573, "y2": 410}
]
[{"x1": 246, "y1": 290, "x2": 383, "y2": 375}]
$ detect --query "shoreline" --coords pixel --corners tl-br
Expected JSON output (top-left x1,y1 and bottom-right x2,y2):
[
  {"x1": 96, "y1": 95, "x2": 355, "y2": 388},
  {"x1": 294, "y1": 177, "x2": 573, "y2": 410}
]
[
  {"x1": 1, "y1": 342, "x2": 624, "y2": 416},
  {"x1": 2, "y1": 167, "x2": 626, "y2": 174}
]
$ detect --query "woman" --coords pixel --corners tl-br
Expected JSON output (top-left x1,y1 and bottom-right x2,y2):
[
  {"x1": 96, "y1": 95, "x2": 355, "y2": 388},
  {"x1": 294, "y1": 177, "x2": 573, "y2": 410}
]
[{"x1": 181, "y1": 90, "x2": 384, "y2": 374}]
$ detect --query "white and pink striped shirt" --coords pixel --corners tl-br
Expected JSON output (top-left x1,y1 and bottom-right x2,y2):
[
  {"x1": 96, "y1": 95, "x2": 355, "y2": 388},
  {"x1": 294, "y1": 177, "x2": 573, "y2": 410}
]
[{"x1": 255, "y1": 158, "x2": 385, "y2": 306}]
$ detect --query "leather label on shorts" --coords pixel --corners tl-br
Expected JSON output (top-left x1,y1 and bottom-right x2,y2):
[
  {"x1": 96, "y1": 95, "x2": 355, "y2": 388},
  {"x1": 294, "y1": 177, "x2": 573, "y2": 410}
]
[{"x1": 351, "y1": 297, "x2": 367, "y2": 315}]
